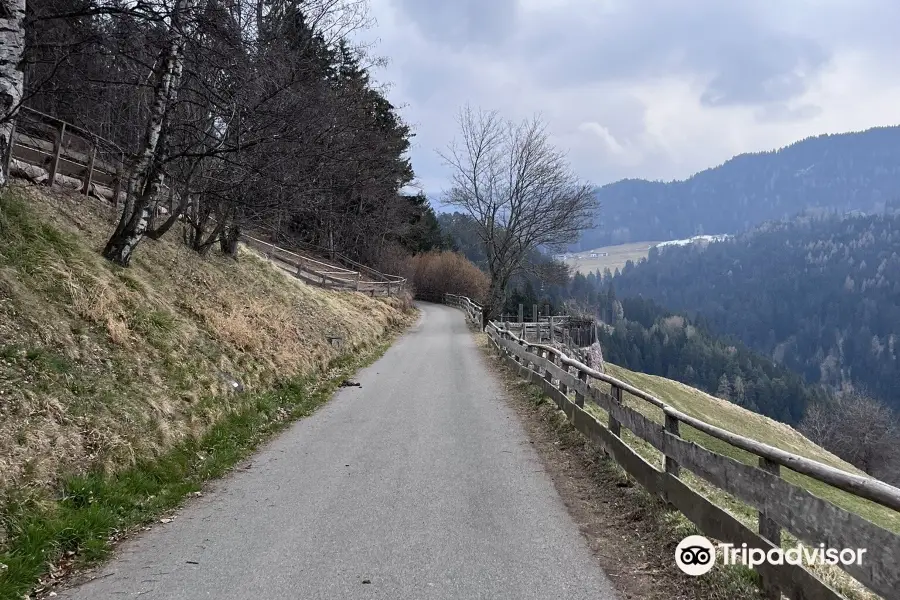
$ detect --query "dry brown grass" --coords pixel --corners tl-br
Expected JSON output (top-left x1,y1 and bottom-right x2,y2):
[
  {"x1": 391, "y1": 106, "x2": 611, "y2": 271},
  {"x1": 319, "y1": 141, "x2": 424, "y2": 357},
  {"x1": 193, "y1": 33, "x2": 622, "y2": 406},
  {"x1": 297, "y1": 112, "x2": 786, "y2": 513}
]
[{"x1": 0, "y1": 181, "x2": 413, "y2": 493}]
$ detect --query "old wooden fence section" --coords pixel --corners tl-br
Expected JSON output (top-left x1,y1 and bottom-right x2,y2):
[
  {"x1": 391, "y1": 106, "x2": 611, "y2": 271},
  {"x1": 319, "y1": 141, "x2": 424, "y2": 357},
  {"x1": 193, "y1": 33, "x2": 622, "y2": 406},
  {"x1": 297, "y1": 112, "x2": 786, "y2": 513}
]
[
  {"x1": 445, "y1": 293, "x2": 900, "y2": 600},
  {"x1": 5, "y1": 107, "x2": 406, "y2": 296},
  {"x1": 242, "y1": 235, "x2": 405, "y2": 296},
  {"x1": 7, "y1": 106, "x2": 126, "y2": 201}
]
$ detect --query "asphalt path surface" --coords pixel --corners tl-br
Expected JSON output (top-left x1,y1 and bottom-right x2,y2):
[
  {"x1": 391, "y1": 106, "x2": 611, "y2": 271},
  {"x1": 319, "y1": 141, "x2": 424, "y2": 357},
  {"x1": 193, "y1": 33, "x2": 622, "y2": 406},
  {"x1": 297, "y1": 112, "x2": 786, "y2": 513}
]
[{"x1": 60, "y1": 303, "x2": 617, "y2": 600}]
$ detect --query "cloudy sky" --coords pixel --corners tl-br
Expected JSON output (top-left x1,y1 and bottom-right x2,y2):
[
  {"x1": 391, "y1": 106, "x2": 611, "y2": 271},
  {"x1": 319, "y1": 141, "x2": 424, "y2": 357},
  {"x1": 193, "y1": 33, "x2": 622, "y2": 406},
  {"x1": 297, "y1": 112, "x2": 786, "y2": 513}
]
[{"x1": 355, "y1": 0, "x2": 900, "y2": 200}]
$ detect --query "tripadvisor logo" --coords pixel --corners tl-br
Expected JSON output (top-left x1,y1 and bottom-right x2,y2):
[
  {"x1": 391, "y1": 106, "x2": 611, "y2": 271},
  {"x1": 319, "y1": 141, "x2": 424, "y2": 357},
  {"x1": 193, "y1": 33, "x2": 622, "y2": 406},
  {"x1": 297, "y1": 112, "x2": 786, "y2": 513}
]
[
  {"x1": 675, "y1": 535, "x2": 868, "y2": 576},
  {"x1": 676, "y1": 535, "x2": 716, "y2": 576}
]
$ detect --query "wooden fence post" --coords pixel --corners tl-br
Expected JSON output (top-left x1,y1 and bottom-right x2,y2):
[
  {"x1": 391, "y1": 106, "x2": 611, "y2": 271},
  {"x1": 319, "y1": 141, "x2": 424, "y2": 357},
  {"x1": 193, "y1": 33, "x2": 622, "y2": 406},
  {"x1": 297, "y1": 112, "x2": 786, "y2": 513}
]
[
  {"x1": 518, "y1": 304, "x2": 523, "y2": 323},
  {"x1": 543, "y1": 350, "x2": 553, "y2": 385},
  {"x1": 758, "y1": 457, "x2": 782, "y2": 544},
  {"x1": 758, "y1": 456, "x2": 782, "y2": 599},
  {"x1": 47, "y1": 121, "x2": 66, "y2": 187},
  {"x1": 81, "y1": 140, "x2": 97, "y2": 196},
  {"x1": 574, "y1": 370, "x2": 588, "y2": 407},
  {"x1": 549, "y1": 316, "x2": 555, "y2": 343},
  {"x1": 664, "y1": 414, "x2": 681, "y2": 478},
  {"x1": 558, "y1": 359, "x2": 568, "y2": 398},
  {"x1": 526, "y1": 345, "x2": 537, "y2": 379},
  {"x1": 609, "y1": 384, "x2": 622, "y2": 437}
]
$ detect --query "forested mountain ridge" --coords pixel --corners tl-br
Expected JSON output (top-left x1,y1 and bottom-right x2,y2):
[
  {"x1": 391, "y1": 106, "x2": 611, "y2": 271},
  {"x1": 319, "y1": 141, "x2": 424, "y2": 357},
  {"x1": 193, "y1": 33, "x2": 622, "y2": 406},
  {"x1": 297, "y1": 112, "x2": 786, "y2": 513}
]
[
  {"x1": 595, "y1": 294, "x2": 826, "y2": 425},
  {"x1": 609, "y1": 211, "x2": 900, "y2": 412},
  {"x1": 578, "y1": 125, "x2": 900, "y2": 249}
]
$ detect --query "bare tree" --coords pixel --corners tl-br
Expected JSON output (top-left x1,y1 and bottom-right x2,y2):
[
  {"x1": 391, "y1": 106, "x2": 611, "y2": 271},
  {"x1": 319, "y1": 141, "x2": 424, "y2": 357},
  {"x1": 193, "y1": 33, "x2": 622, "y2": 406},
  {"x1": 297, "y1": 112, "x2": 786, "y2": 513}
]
[
  {"x1": 440, "y1": 105, "x2": 597, "y2": 328},
  {"x1": 102, "y1": 0, "x2": 195, "y2": 265},
  {"x1": 0, "y1": 0, "x2": 26, "y2": 189},
  {"x1": 14, "y1": 0, "x2": 416, "y2": 267},
  {"x1": 800, "y1": 390, "x2": 900, "y2": 482}
]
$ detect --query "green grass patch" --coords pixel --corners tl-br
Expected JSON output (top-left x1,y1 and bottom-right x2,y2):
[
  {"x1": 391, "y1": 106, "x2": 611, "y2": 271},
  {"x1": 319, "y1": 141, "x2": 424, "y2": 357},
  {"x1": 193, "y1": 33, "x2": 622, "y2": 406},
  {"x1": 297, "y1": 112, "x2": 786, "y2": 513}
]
[
  {"x1": 0, "y1": 340, "x2": 391, "y2": 600},
  {"x1": 23, "y1": 348, "x2": 72, "y2": 375},
  {"x1": 0, "y1": 191, "x2": 77, "y2": 273}
]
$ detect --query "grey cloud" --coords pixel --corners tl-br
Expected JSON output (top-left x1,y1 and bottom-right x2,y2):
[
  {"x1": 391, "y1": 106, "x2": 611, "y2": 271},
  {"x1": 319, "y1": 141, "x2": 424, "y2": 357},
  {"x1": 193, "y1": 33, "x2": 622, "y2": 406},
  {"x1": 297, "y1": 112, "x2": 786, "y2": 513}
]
[
  {"x1": 365, "y1": 0, "x2": 900, "y2": 195},
  {"x1": 699, "y1": 37, "x2": 827, "y2": 107},
  {"x1": 754, "y1": 103, "x2": 823, "y2": 123},
  {"x1": 520, "y1": 1, "x2": 830, "y2": 108},
  {"x1": 392, "y1": 0, "x2": 519, "y2": 48}
]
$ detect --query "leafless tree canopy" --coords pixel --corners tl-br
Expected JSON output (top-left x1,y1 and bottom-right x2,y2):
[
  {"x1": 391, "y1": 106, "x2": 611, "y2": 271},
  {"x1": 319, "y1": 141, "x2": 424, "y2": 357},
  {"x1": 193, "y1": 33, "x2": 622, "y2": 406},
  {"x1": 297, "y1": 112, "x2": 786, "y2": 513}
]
[
  {"x1": 2, "y1": 0, "x2": 428, "y2": 267},
  {"x1": 440, "y1": 105, "x2": 597, "y2": 325},
  {"x1": 800, "y1": 390, "x2": 900, "y2": 483}
]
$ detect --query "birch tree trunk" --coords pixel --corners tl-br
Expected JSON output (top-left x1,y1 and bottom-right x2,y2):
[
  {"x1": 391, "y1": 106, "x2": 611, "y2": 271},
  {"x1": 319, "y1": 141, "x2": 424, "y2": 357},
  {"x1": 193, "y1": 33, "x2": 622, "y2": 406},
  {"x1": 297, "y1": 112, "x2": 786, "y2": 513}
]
[
  {"x1": 0, "y1": 0, "x2": 25, "y2": 190},
  {"x1": 102, "y1": 0, "x2": 192, "y2": 266}
]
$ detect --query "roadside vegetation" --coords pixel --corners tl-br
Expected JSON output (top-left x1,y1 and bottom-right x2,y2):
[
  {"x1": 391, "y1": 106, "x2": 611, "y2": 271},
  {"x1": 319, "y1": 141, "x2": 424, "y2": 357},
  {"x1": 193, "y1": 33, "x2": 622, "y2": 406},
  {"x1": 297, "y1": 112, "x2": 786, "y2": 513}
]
[
  {"x1": 403, "y1": 250, "x2": 489, "y2": 303},
  {"x1": 0, "y1": 184, "x2": 414, "y2": 596}
]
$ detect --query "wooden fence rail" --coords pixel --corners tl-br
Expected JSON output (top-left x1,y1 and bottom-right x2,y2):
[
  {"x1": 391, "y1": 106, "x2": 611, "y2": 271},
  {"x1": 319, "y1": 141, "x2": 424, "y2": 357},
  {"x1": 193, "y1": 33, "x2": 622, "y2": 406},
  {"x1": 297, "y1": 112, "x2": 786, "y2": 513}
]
[
  {"x1": 239, "y1": 234, "x2": 405, "y2": 296},
  {"x1": 9, "y1": 106, "x2": 127, "y2": 202},
  {"x1": 445, "y1": 293, "x2": 900, "y2": 600}
]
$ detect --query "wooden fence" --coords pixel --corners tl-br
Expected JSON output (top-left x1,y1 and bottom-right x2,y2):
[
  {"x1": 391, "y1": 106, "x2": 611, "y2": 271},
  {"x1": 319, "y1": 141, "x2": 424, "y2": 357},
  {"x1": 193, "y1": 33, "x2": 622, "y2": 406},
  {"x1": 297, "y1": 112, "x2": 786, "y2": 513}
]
[
  {"x1": 5, "y1": 107, "x2": 406, "y2": 297},
  {"x1": 445, "y1": 293, "x2": 900, "y2": 600},
  {"x1": 241, "y1": 234, "x2": 405, "y2": 296},
  {"x1": 8, "y1": 106, "x2": 126, "y2": 202}
]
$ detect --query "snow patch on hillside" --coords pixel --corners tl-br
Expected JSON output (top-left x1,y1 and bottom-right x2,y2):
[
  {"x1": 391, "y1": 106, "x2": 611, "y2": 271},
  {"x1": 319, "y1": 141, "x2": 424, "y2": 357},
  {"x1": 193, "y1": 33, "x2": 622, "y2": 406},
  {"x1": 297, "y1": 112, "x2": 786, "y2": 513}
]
[{"x1": 655, "y1": 234, "x2": 732, "y2": 248}]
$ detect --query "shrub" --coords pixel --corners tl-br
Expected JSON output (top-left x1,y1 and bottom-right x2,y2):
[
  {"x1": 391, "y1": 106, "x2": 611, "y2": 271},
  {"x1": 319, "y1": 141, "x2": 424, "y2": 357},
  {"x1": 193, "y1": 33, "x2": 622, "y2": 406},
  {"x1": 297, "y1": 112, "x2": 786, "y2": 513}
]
[{"x1": 405, "y1": 251, "x2": 488, "y2": 303}]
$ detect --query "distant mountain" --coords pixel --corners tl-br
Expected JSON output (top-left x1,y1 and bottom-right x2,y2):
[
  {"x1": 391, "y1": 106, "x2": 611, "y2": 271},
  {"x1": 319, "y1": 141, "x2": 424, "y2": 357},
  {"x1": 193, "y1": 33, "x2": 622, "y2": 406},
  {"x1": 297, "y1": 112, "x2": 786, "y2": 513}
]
[
  {"x1": 577, "y1": 126, "x2": 900, "y2": 249},
  {"x1": 608, "y1": 211, "x2": 900, "y2": 412}
]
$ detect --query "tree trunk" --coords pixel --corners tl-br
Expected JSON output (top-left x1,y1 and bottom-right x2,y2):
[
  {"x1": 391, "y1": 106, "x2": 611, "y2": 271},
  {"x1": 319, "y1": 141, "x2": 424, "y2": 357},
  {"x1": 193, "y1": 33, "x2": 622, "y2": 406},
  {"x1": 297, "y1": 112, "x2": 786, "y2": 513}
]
[
  {"x1": 482, "y1": 273, "x2": 509, "y2": 331},
  {"x1": 101, "y1": 0, "x2": 190, "y2": 266},
  {"x1": 196, "y1": 216, "x2": 227, "y2": 257},
  {"x1": 220, "y1": 223, "x2": 240, "y2": 258},
  {"x1": 0, "y1": 0, "x2": 26, "y2": 190},
  {"x1": 102, "y1": 162, "x2": 165, "y2": 265}
]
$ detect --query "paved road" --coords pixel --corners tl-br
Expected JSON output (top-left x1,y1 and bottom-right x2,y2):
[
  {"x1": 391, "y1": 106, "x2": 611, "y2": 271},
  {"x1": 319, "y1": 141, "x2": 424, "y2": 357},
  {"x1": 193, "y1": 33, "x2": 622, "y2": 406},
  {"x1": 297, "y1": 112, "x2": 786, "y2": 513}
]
[{"x1": 60, "y1": 304, "x2": 617, "y2": 600}]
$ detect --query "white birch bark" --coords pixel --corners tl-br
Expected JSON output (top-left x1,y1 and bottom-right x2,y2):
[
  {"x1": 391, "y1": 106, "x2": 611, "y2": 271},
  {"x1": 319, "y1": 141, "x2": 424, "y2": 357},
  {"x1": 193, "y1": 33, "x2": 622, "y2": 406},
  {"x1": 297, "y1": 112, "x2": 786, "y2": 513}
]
[
  {"x1": 103, "y1": 0, "x2": 193, "y2": 265},
  {"x1": 0, "y1": 0, "x2": 25, "y2": 188}
]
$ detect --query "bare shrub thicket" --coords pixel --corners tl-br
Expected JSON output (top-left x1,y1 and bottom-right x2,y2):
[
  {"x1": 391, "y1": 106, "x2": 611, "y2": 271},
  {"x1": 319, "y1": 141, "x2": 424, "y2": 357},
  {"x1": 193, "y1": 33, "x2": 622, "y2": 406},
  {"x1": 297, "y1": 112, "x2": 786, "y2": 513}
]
[
  {"x1": 800, "y1": 390, "x2": 900, "y2": 483},
  {"x1": 406, "y1": 251, "x2": 489, "y2": 303},
  {"x1": 2, "y1": 0, "x2": 426, "y2": 268}
]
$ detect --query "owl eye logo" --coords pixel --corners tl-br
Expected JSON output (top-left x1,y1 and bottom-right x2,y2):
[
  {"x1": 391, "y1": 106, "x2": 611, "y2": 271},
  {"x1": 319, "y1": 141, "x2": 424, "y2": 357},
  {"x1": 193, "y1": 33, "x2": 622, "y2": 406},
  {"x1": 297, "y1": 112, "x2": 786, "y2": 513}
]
[
  {"x1": 675, "y1": 536, "x2": 716, "y2": 575},
  {"x1": 679, "y1": 546, "x2": 712, "y2": 565}
]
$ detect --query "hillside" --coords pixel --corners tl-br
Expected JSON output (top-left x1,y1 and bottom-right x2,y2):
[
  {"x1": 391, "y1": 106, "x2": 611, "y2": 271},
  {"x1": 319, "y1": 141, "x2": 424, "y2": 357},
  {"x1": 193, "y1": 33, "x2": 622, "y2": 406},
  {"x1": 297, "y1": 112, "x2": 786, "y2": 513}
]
[
  {"x1": 576, "y1": 126, "x2": 900, "y2": 249},
  {"x1": 0, "y1": 182, "x2": 413, "y2": 594},
  {"x1": 0, "y1": 182, "x2": 412, "y2": 493},
  {"x1": 607, "y1": 211, "x2": 900, "y2": 414}
]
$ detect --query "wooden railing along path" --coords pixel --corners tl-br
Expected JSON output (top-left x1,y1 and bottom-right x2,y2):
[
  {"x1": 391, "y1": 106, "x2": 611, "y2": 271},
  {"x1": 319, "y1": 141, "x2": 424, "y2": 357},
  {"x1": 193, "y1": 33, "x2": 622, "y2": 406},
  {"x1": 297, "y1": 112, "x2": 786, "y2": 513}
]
[
  {"x1": 444, "y1": 293, "x2": 900, "y2": 600},
  {"x1": 241, "y1": 235, "x2": 405, "y2": 297},
  {"x1": 7, "y1": 106, "x2": 127, "y2": 201},
  {"x1": 5, "y1": 107, "x2": 406, "y2": 296}
]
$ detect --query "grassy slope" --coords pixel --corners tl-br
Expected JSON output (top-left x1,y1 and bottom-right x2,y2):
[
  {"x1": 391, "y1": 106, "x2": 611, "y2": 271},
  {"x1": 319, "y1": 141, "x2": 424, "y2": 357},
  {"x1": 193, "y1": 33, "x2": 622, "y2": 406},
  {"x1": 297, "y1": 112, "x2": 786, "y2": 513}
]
[
  {"x1": 0, "y1": 182, "x2": 413, "y2": 595},
  {"x1": 569, "y1": 241, "x2": 657, "y2": 275},
  {"x1": 584, "y1": 363, "x2": 895, "y2": 599}
]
